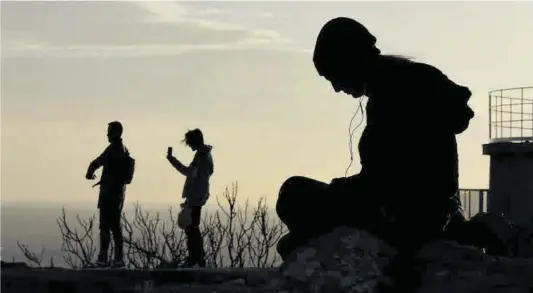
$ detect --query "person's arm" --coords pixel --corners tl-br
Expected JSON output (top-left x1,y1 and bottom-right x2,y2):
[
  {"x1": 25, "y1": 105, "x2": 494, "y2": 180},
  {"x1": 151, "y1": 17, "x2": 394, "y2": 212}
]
[
  {"x1": 415, "y1": 63, "x2": 474, "y2": 134},
  {"x1": 425, "y1": 65, "x2": 471, "y2": 102},
  {"x1": 331, "y1": 174, "x2": 359, "y2": 186},
  {"x1": 86, "y1": 146, "x2": 110, "y2": 179},
  {"x1": 167, "y1": 155, "x2": 197, "y2": 177}
]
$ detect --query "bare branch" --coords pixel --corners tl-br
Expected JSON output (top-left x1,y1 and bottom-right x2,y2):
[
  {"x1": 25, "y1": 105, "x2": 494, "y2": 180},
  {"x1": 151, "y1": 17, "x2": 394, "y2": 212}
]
[{"x1": 18, "y1": 181, "x2": 287, "y2": 269}]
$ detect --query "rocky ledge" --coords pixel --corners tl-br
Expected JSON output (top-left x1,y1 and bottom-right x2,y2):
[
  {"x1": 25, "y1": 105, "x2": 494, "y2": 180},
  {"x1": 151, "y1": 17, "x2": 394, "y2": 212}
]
[
  {"x1": 2, "y1": 227, "x2": 533, "y2": 293},
  {"x1": 277, "y1": 227, "x2": 533, "y2": 293},
  {"x1": 1, "y1": 265, "x2": 279, "y2": 293}
]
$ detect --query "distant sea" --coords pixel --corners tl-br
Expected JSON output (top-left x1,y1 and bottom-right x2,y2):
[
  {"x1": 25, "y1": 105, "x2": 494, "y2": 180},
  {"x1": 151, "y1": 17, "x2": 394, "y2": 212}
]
[{"x1": 1, "y1": 202, "x2": 281, "y2": 267}]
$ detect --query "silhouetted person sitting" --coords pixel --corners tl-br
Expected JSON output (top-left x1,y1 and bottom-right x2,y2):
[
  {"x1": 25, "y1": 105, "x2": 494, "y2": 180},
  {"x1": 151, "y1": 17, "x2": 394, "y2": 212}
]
[
  {"x1": 275, "y1": 17, "x2": 474, "y2": 290},
  {"x1": 167, "y1": 128, "x2": 214, "y2": 268},
  {"x1": 86, "y1": 121, "x2": 135, "y2": 268}
]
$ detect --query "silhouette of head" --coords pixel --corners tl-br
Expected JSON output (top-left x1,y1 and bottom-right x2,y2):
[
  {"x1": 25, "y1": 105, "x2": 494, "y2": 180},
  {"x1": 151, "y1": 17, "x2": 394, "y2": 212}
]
[
  {"x1": 313, "y1": 17, "x2": 381, "y2": 98},
  {"x1": 107, "y1": 121, "x2": 123, "y2": 143},
  {"x1": 183, "y1": 129, "x2": 204, "y2": 151}
]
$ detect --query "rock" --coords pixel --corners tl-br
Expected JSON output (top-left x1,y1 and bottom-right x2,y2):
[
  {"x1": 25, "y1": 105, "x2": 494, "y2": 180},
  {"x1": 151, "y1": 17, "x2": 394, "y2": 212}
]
[
  {"x1": 275, "y1": 227, "x2": 396, "y2": 293},
  {"x1": 514, "y1": 223, "x2": 533, "y2": 258},
  {"x1": 0, "y1": 267, "x2": 279, "y2": 293},
  {"x1": 3, "y1": 229, "x2": 532, "y2": 293},
  {"x1": 416, "y1": 240, "x2": 533, "y2": 293},
  {"x1": 1, "y1": 261, "x2": 29, "y2": 269},
  {"x1": 468, "y1": 212, "x2": 533, "y2": 258},
  {"x1": 222, "y1": 278, "x2": 246, "y2": 286},
  {"x1": 270, "y1": 226, "x2": 533, "y2": 293}
]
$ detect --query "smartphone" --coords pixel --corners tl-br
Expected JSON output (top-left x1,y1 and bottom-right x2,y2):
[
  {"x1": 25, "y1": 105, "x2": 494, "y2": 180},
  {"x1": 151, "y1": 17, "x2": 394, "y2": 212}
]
[{"x1": 167, "y1": 147, "x2": 173, "y2": 156}]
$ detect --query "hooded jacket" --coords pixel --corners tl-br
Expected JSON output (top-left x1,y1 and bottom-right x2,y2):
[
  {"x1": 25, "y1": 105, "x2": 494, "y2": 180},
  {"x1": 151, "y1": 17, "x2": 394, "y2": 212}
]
[
  {"x1": 168, "y1": 145, "x2": 214, "y2": 207},
  {"x1": 357, "y1": 57, "x2": 473, "y2": 215}
]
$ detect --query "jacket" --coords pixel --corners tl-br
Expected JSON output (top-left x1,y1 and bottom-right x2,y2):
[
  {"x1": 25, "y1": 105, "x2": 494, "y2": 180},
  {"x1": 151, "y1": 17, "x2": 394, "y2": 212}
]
[
  {"x1": 88, "y1": 139, "x2": 130, "y2": 187},
  {"x1": 168, "y1": 145, "x2": 214, "y2": 207}
]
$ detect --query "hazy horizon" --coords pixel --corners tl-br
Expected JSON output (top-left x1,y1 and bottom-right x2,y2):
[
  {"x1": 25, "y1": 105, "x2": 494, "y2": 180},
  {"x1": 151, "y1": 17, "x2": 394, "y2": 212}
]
[
  {"x1": 2, "y1": 1, "x2": 533, "y2": 209},
  {"x1": 0, "y1": 190, "x2": 485, "y2": 266},
  {"x1": 0, "y1": 203, "x2": 281, "y2": 266}
]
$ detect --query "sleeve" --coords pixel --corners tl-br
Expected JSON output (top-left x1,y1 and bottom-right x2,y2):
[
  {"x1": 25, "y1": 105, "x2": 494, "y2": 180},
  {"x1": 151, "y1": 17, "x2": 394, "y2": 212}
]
[
  {"x1": 167, "y1": 156, "x2": 194, "y2": 177},
  {"x1": 87, "y1": 146, "x2": 111, "y2": 175},
  {"x1": 423, "y1": 64, "x2": 471, "y2": 102}
]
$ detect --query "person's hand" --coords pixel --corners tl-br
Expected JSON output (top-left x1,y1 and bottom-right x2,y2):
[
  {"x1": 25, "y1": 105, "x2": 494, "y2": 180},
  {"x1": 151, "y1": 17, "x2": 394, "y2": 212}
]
[
  {"x1": 330, "y1": 177, "x2": 349, "y2": 186},
  {"x1": 86, "y1": 173, "x2": 96, "y2": 180},
  {"x1": 329, "y1": 177, "x2": 353, "y2": 195}
]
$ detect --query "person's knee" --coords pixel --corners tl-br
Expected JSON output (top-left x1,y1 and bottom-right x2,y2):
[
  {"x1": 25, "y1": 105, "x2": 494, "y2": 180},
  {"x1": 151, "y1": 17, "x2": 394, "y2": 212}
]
[
  {"x1": 278, "y1": 176, "x2": 308, "y2": 196},
  {"x1": 102, "y1": 213, "x2": 119, "y2": 233},
  {"x1": 111, "y1": 225, "x2": 122, "y2": 236},
  {"x1": 99, "y1": 218, "x2": 110, "y2": 233},
  {"x1": 276, "y1": 176, "x2": 312, "y2": 216},
  {"x1": 185, "y1": 225, "x2": 199, "y2": 235},
  {"x1": 100, "y1": 229, "x2": 111, "y2": 238}
]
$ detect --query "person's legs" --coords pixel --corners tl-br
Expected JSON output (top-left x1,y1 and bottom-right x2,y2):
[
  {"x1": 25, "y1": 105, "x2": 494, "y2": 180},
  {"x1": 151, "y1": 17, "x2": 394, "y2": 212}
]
[
  {"x1": 185, "y1": 206, "x2": 205, "y2": 267},
  {"x1": 98, "y1": 207, "x2": 111, "y2": 264},
  {"x1": 276, "y1": 176, "x2": 331, "y2": 232},
  {"x1": 276, "y1": 175, "x2": 374, "y2": 260},
  {"x1": 275, "y1": 176, "x2": 333, "y2": 260},
  {"x1": 109, "y1": 193, "x2": 125, "y2": 264},
  {"x1": 98, "y1": 185, "x2": 125, "y2": 266},
  {"x1": 384, "y1": 201, "x2": 450, "y2": 293},
  {"x1": 335, "y1": 174, "x2": 386, "y2": 234}
]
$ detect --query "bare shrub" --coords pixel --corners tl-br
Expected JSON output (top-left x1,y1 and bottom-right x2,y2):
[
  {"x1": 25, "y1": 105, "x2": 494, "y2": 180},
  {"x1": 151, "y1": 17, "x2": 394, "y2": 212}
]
[{"x1": 17, "y1": 182, "x2": 286, "y2": 268}]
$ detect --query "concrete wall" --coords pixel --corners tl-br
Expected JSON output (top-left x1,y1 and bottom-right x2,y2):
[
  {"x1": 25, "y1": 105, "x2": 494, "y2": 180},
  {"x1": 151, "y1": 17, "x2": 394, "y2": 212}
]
[{"x1": 483, "y1": 142, "x2": 533, "y2": 227}]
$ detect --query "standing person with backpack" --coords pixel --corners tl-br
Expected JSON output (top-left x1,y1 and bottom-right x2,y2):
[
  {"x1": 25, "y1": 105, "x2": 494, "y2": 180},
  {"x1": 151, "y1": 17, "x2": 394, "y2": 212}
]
[
  {"x1": 86, "y1": 121, "x2": 135, "y2": 268},
  {"x1": 166, "y1": 129, "x2": 214, "y2": 268}
]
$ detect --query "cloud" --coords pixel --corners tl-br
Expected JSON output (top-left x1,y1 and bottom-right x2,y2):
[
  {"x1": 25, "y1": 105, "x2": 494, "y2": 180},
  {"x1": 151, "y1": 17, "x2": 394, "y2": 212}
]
[
  {"x1": 2, "y1": 42, "x2": 305, "y2": 60},
  {"x1": 133, "y1": 1, "x2": 291, "y2": 44},
  {"x1": 1, "y1": 1, "x2": 295, "y2": 59},
  {"x1": 134, "y1": 2, "x2": 273, "y2": 27}
]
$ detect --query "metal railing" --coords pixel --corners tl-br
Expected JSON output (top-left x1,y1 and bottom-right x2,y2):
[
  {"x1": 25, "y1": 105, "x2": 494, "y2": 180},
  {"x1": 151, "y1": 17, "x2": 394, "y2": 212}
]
[
  {"x1": 458, "y1": 188, "x2": 488, "y2": 219},
  {"x1": 489, "y1": 86, "x2": 533, "y2": 143}
]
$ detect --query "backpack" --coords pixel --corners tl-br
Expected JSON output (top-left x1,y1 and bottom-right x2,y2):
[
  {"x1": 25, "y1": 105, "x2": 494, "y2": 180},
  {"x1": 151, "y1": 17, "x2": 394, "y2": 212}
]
[{"x1": 118, "y1": 154, "x2": 135, "y2": 185}]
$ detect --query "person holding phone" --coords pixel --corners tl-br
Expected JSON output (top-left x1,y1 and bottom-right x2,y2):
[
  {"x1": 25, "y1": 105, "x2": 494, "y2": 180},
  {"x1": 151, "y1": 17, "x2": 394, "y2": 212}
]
[{"x1": 166, "y1": 128, "x2": 214, "y2": 268}]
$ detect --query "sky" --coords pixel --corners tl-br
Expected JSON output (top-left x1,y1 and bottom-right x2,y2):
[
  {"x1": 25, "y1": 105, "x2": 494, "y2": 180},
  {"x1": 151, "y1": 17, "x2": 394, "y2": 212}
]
[{"x1": 1, "y1": 1, "x2": 532, "y2": 208}]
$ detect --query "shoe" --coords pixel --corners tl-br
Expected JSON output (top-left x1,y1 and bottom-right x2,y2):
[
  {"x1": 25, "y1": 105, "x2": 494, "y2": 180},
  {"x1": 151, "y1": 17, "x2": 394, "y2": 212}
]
[
  {"x1": 111, "y1": 260, "x2": 125, "y2": 268},
  {"x1": 83, "y1": 262, "x2": 105, "y2": 269},
  {"x1": 182, "y1": 256, "x2": 206, "y2": 268},
  {"x1": 84, "y1": 260, "x2": 108, "y2": 268},
  {"x1": 96, "y1": 252, "x2": 109, "y2": 268},
  {"x1": 180, "y1": 260, "x2": 206, "y2": 269},
  {"x1": 197, "y1": 259, "x2": 206, "y2": 268},
  {"x1": 178, "y1": 263, "x2": 193, "y2": 269}
]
